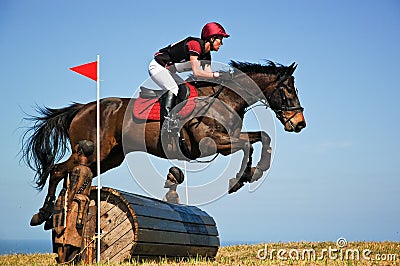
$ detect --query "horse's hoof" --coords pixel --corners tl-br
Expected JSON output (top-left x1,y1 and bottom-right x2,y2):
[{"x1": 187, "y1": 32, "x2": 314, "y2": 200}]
[
  {"x1": 30, "y1": 196, "x2": 55, "y2": 226},
  {"x1": 30, "y1": 207, "x2": 53, "y2": 226},
  {"x1": 30, "y1": 213, "x2": 45, "y2": 226},
  {"x1": 228, "y1": 178, "x2": 244, "y2": 194},
  {"x1": 44, "y1": 216, "x2": 53, "y2": 230},
  {"x1": 250, "y1": 167, "x2": 263, "y2": 183}
]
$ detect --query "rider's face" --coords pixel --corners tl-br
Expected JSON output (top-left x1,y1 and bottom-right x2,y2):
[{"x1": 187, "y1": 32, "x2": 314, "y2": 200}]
[{"x1": 212, "y1": 36, "x2": 223, "y2": 51}]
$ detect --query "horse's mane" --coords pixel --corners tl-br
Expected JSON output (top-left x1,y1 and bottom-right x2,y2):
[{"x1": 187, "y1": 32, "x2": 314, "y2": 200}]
[
  {"x1": 229, "y1": 60, "x2": 296, "y2": 77},
  {"x1": 188, "y1": 60, "x2": 296, "y2": 89}
]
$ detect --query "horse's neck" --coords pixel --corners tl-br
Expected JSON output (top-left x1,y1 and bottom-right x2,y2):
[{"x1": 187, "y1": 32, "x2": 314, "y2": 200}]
[
  {"x1": 194, "y1": 71, "x2": 277, "y2": 113},
  {"x1": 231, "y1": 72, "x2": 278, "y2": 106}
]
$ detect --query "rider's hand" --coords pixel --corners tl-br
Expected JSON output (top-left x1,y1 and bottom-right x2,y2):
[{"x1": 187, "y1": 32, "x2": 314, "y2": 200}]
[{"x1": 217, "y1": 71, "x2": 233, "y2": 81}]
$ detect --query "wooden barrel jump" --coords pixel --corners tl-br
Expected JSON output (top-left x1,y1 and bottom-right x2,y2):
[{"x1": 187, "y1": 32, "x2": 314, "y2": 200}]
[{"x1": 81, "y1": 186, "x2": 219, "y2": 263}]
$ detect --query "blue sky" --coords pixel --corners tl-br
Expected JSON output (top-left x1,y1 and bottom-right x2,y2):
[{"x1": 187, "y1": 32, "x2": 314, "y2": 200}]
[{"x1": 0, "y1": 0, "x2": 399, "y2": 251}]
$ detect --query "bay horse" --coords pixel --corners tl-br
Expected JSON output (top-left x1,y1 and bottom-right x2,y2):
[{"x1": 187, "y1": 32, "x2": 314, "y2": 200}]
[{"x1": 23, "y1": 60, "x2": 306, "y2": 226}]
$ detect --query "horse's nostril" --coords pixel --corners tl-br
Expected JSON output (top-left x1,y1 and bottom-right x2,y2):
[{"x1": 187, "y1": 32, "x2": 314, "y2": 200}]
[{"x1": 295, "y1": 121, "x2": 306, "y2": 132}]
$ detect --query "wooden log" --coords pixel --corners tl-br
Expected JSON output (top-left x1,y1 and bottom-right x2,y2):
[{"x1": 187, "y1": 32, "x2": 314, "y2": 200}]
[{"x1": 82, "y1": 186, "x2": 219, "y2": 263}]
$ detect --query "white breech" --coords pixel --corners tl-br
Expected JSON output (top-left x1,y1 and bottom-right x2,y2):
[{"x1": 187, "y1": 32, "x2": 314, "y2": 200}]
[{"x1": 148, "y1": 59, "x2": 179, "y2": 96}]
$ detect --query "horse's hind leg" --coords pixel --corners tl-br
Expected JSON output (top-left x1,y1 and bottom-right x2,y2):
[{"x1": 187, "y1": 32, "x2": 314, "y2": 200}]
[{"x1": 30, "y1": 157, "x2": 75, "y2": 226}]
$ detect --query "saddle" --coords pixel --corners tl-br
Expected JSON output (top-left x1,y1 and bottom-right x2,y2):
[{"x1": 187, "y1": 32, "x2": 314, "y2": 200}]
[{"x1": 133, "y1": 82, "x2": 198, "y2": 121}]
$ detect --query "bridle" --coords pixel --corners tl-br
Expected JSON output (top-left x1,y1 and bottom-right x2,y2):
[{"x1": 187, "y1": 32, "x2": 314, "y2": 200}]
[
  {"x1": 226, "y1": 74, "x2": 304, "y2": 130},
  {"x1": 267, "y1": 80, "x2": 304, "y2": 130},
  {"x1": 193, "y1": 72, "x2": 304, "y2": 131}
]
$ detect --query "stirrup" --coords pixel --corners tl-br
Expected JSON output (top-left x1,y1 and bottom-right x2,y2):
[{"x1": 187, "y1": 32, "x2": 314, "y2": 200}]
[{"x1": 164, "y1": 116, "x2": 180, "y2": 134}]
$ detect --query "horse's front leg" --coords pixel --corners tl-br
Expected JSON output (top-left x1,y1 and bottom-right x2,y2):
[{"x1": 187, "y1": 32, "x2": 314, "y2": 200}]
[
  {"x1": 228, "y1": 131, "x2": 272, "y2": 193},
  {"x1": 228, "y1": 135, "x2": 254, "y2": 194},
  {"x1": 247, "y1": 131, "x2": 272, "y2": 182},
  {"x1": 211, "y1": 132, "x2": 254, "y2": 193}
]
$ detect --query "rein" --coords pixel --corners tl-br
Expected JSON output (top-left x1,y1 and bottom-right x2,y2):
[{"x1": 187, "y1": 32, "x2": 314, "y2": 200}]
[{"x1": 191, "y1": 83, "x2": 226, "y2": 121}]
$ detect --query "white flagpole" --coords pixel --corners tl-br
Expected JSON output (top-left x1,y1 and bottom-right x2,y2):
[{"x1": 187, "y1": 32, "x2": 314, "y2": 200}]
[
  {"x1": 96, "y1": 54, "x2": 101, "y2": 263},
  {"x1": 184, "y1": 161, "x2": 188, "y2": 205}
]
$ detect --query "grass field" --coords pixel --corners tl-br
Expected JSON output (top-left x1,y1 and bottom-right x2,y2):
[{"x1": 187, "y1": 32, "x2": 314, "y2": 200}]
[{"x1": 0, "y1": 241, "x2": 398, "y2": 265}]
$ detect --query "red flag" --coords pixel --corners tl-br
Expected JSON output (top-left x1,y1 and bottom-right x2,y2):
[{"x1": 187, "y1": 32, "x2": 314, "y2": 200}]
[{"x1": 70, "y1": 61, "x2": 98, "y2": 81}]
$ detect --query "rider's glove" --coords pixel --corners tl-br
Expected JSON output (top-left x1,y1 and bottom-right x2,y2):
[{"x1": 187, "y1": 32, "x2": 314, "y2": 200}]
[{"x1": 217, "y1": 71, "x2": 233, "y2": 81}]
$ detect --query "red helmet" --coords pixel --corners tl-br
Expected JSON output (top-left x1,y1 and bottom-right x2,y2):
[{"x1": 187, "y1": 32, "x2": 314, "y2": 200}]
[{"x1": 201, "y1": 22, "x2": 230, "y2": 40}]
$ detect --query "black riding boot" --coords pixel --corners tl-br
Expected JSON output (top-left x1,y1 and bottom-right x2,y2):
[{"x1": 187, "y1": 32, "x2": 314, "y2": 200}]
[{"x1": 159, "y1": 90, "x2": 179, "y2": 135}]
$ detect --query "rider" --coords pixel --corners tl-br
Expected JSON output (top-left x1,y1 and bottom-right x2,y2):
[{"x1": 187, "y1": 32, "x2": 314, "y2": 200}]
[{"x1": 149, "y1": 22, "x2": 230, "y2": 134}]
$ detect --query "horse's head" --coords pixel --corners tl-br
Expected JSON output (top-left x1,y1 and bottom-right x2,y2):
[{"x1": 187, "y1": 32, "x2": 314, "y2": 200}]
[
  {"x1": 230, "y1": 61, "x2": 306, "y2": 133},
  {"x1": 266, "y1": 63, "x2": 306, "y2": 132}
]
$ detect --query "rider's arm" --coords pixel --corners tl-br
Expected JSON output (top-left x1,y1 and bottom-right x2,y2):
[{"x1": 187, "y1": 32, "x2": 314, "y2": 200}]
[
  {"x1": 190, "y1": 56, "x2": 220, "y2": 78},
  {"x1": 203, "y1": 63, "x2": 213, "y2": 73}
]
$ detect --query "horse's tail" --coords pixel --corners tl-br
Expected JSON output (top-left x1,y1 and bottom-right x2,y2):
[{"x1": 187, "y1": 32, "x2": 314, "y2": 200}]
[{"x1": 22, "y1": 103, "x2": 84, "y2": 191}]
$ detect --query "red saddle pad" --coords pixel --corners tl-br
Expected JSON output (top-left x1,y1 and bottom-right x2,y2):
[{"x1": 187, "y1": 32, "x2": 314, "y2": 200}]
[{"x1": 133, "y1": 82, "x2": 198, "y2": 121}]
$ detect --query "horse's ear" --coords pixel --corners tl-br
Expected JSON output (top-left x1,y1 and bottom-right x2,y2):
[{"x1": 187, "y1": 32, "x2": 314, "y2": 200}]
[{"x1": 289, "y1": 62, "x2": 297, "y2": 76}]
